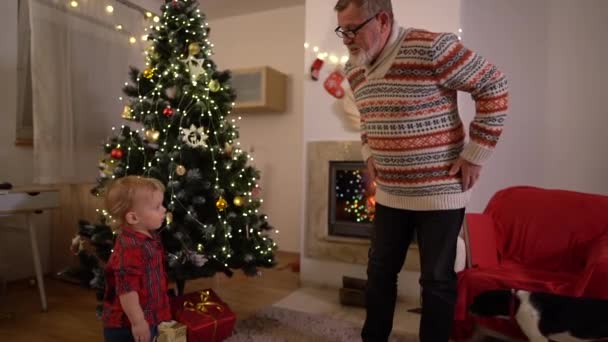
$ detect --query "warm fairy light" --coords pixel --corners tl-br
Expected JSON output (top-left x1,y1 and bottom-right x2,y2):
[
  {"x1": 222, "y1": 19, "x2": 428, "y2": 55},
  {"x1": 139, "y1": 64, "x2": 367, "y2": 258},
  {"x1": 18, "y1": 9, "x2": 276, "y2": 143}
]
[
  {"x1": 129, "y1": 37, "x2": 137, "y2": 44},
  {"x1": 105, "y1": 5, "x2": 114, "y2": 13},
  {"x1": 70, "y1": 1, "x2": 78, "y2": 8}
]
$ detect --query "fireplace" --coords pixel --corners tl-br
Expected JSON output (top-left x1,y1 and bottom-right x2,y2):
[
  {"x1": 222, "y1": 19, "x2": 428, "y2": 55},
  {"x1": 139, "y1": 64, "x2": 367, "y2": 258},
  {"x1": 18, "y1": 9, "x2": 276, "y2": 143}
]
[
  {"x1": 304, "y1": 141, "x2": 420, "y2": 271},
  {"x1": 328, "y1": 161, "x2": 375, "y2": 239}
]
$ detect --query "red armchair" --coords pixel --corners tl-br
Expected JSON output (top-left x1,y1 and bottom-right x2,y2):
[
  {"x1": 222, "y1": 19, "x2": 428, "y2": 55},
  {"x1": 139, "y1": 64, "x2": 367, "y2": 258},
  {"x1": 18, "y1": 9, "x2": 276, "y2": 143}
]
[{"x1": 452, "y1": 186, "x2": 608, "y2": 340}]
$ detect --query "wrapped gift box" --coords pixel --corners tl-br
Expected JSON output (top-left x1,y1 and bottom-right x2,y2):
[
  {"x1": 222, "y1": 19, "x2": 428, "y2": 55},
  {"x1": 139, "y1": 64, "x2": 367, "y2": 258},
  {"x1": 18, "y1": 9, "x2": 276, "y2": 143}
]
[
  {"x1": 156, "y1": 320, "x2": 187, "y2": 342},
  {"x1": 170, "y1": 289, "x2": 236, "y2": 342}
]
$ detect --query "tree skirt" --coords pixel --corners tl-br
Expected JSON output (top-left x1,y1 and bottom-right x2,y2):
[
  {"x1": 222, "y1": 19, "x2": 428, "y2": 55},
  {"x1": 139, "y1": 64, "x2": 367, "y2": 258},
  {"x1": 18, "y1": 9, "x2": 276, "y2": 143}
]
[{"x1": 226, "y1": 306, "x2": 417, "y2": 342}]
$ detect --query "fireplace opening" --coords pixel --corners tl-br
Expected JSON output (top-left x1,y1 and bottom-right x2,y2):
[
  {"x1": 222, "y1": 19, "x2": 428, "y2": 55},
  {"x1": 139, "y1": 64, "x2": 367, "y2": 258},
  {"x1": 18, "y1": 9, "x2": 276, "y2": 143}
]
[{"x1": 328, "y1": 161, "x2": 376, "y2": 239}]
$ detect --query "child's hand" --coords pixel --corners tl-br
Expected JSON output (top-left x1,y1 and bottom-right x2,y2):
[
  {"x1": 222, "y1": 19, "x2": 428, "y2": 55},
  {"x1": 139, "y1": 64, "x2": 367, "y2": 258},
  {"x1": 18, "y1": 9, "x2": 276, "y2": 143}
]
[
  {"x1": 118, "y1": 292, "x2": 150, "y2": 341},
  {"x1": 131, "y1": 319, "x2": 151, "y2": 342}
]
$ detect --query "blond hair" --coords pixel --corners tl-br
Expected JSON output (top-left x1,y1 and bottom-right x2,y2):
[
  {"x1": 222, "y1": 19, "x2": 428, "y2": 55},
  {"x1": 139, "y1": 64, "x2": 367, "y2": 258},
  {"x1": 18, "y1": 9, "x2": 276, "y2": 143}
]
[
  {"x1": 104, "y1": 176, "x2": 165, "y2": 228},
  {"x1": 334, "y1": 0, "x2": 393, "y2": 21}
]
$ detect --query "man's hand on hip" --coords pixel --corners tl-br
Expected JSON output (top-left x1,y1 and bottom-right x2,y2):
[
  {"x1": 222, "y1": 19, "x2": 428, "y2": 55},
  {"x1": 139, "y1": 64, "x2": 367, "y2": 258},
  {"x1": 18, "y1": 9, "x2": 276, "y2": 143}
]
[
  {"x1": 366, "y1": 157, "x2": 377, "y2": 180},
  {"x1": 449, "y1": 157, "x2": 482, "y2": 191}
]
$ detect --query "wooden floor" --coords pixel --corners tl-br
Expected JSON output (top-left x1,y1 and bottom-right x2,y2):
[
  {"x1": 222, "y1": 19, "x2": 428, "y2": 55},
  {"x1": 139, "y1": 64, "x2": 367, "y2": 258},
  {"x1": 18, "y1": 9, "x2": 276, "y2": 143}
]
[{"x1": 0, "y1": 251, "x2": 300, "y2": 342}]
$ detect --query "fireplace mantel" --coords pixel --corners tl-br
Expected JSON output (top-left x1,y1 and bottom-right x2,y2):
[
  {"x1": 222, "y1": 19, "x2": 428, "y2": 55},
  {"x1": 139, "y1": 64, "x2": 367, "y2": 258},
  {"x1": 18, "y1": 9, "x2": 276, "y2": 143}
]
[{"x1": 304, "y1": 141, "x2": 420, "y2": 271}]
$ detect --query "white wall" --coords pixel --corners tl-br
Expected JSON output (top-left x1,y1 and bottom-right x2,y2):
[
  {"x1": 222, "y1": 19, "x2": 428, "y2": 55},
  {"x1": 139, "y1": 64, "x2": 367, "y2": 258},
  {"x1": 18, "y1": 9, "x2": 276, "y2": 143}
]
[
  {"x1": 207, "y1": 5, "x2": 305, "y2": 253},
  {"x1": 459, "y1": 0, "x2": 551, "y2": 212},
  {"x1": 301, "y1": 0, "x2": 461, "y2": 299},
  {"x1": 543, "y1": 0, "x2": 608, "y2": 194},
  {"x1": 461, "y1": 0, "x2": 608, "y2": 212}
]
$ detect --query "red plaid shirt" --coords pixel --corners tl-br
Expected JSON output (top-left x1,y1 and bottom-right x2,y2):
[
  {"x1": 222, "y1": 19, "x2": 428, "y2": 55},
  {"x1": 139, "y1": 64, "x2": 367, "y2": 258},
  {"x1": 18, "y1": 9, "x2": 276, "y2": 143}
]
[{"x1": 102, "y1": 227, "x2": 171, "y2": 328}]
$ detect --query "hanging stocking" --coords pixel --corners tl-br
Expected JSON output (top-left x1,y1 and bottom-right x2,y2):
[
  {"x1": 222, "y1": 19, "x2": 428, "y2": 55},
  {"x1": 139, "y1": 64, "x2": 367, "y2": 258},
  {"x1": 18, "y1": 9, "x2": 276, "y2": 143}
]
[
  {"x1": 310, "y1": 58, "x2": 324, "y2": 81},
  {"x1": 324, "y1": 68, "x2": 345, "y2": 99}
]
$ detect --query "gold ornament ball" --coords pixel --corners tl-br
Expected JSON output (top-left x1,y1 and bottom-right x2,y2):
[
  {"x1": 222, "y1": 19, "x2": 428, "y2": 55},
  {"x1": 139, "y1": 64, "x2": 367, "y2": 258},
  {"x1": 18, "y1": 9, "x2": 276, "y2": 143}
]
[
  {"x1": 121, "y1": 105, "x2": 133, "y2": 119},
  {"x1": 216, "y1": 196, "x2": 228, "y2": 211},
  {"x1": 209, "y1": 79, "x2": 220, "y2": 92},
  {"x1": 175, "y1": 165, "x2": 186, "y2": 176},
  {"x1": 188, "y1": 42, "x2": 201, "y2": 56},
  {"x1": 145, "y1": 129, "x2": 160, "y2": 142},
  {"x1": 233, "y1": 196, "x2": 244, "y2": 207},
  {"x1": 165, "y1": 212, "x2": 173, "y2": 225},
  {"x1": 143, "y1": 68, "x2": 154, "y2": 79}
]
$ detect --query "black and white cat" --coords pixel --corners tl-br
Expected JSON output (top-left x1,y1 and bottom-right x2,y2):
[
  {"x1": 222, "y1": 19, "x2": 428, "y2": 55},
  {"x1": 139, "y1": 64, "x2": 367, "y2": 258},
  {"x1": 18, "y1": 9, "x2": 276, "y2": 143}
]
[{"x1": 469, "y1": 289, "x2": 608, "y2": 342}]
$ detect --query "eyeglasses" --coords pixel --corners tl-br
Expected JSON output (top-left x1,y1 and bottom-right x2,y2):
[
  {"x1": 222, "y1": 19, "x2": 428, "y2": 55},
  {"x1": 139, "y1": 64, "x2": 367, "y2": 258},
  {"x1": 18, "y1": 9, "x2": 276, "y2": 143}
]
[{"x1": 334, "y1": 14, "x2": 377, "y2": 39}]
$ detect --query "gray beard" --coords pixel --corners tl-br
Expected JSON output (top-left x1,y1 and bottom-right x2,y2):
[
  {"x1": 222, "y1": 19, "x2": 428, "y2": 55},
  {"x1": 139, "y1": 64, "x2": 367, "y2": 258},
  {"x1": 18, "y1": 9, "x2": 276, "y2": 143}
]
[
  {"x1": 349, "y1": 49, "x2": 372, "y2": 67},
  {"x1": 348, "y1": 40, "x2": 381, "y2": 67}
]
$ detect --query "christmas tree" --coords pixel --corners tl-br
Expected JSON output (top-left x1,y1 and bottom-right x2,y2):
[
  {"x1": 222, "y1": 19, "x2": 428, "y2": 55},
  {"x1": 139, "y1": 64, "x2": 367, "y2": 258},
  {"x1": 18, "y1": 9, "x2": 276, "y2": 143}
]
[{"x1": 69, "y1": 0, "x2": 278, "y2": 308}]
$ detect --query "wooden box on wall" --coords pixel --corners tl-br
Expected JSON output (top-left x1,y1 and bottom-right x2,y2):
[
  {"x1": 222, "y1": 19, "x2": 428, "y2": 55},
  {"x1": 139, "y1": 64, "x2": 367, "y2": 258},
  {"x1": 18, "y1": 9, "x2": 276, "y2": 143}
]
[{"x1": 231, "y1": 66, "x2": 287, "y2": 113}]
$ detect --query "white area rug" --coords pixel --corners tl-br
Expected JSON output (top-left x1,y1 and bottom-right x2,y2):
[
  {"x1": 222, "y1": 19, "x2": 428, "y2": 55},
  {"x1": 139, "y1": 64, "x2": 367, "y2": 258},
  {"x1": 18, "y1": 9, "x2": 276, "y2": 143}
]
[{"x1": 226, "y1": 305, "x2": 417, "y2": 342}]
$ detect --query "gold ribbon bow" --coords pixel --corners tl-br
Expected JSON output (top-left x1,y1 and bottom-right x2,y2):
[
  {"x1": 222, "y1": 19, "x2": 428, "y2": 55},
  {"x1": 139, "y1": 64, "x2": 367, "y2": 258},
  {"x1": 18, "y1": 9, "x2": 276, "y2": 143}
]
[
  {"x1": 182, "y1": 290, "x2": 224, "y2": 340},
  {"x1": 183, "y1": 290, "x2": 224, "y2": 314}
]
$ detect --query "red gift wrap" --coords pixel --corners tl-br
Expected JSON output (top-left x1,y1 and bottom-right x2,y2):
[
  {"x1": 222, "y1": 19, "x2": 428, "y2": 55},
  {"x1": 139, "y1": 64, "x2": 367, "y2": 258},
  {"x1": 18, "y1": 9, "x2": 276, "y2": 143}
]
[{"x1": 170, "y1": 289, "x2": 236, "y2": 342}]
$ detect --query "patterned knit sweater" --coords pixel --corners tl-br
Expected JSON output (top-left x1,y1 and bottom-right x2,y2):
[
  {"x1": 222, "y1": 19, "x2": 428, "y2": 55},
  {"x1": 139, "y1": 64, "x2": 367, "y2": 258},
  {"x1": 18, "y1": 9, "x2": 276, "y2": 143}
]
[{"x1": 345, "y1": 26, "x2": 509, "y2": 210}]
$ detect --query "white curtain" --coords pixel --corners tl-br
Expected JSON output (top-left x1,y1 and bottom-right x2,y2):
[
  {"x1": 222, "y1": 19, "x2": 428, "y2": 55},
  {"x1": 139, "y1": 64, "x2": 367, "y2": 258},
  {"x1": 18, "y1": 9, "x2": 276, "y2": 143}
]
[{"x1": 27, "y1": 0, "x2": 149, "y2": 184}]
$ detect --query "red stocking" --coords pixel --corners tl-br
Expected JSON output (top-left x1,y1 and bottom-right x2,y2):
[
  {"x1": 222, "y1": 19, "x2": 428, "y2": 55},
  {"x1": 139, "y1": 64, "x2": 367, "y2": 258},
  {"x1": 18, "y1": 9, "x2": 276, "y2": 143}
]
[
  {"x1": 310, "y1": 58, "x2": 324, "y2": 81},
  {"x1": 324, "y1": 69, "x2": 345, "y2": 99}
]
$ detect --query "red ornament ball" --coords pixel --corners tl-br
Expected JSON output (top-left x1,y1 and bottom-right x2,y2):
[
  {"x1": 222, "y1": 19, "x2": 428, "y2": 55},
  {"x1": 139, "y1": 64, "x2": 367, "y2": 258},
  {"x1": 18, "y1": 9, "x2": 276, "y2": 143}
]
[
  {"x1": 110, "y1": 148, "x2": 123, "y2": 159},
  {"x1": 163, "y1": 107, "x2": 174, "y2": 117}
]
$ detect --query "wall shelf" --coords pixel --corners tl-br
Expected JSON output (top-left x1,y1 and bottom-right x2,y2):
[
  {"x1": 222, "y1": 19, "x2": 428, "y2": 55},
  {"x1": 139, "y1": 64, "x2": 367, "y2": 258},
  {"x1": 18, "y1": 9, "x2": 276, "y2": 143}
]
[{"x1": 231, "y1": 66, "x2": 287, "y2": 113}]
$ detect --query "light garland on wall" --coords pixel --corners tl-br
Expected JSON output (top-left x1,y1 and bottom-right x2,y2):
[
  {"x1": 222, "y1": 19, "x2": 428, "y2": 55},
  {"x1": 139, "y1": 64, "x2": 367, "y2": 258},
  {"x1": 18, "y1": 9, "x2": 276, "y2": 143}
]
[
  {"x1": 304, "y1": 42, "x2": 349, "y2": 65},
  {"x1": 65, "y1": 0, "x2": 160, "y2": 45}
]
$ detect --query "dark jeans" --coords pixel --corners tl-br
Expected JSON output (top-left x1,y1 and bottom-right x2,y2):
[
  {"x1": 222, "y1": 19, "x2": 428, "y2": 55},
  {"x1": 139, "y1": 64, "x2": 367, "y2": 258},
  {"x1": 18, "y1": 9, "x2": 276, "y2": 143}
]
[
  {"x1": 103, "y1": 325, "x2": 158, "y2": 342},
  {"x1": 361, "y1": 203, "x2": 465, "y2": 342}
]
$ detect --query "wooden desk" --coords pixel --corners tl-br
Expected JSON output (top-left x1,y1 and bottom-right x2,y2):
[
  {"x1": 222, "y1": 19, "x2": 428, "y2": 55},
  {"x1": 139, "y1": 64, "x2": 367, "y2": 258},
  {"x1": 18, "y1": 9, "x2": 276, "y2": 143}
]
[{"x1": 0, "y1": 185, "x2": 60, "y2": 312}]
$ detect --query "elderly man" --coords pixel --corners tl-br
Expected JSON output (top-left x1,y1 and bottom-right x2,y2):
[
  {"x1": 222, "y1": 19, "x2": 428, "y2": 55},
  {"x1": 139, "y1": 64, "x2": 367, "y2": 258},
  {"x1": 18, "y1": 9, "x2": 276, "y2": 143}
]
[{"x1": 334, "y1": 0, "x2": 509, "y2": 341}]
